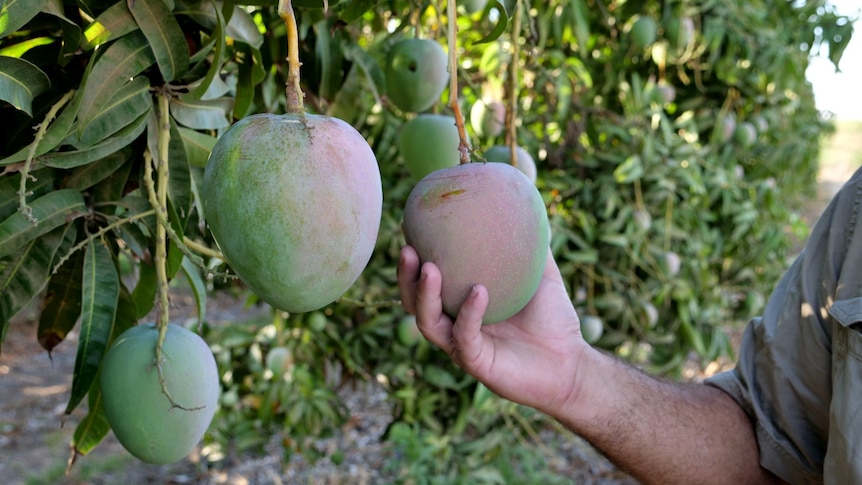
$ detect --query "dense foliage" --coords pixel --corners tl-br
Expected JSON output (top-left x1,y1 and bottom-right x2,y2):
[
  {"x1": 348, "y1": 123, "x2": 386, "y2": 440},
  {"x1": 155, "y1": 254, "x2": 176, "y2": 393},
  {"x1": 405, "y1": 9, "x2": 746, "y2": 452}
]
[{"x1": 0, "y1": 0, "x2": 852, "y2": 476}]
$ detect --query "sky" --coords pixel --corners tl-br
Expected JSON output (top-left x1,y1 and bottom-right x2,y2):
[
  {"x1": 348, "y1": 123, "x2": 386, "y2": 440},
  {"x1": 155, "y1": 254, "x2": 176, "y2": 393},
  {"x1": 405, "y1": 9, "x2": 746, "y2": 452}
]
[{"x1": 805, "y1": 0, "x2": 862, "y2": 120}]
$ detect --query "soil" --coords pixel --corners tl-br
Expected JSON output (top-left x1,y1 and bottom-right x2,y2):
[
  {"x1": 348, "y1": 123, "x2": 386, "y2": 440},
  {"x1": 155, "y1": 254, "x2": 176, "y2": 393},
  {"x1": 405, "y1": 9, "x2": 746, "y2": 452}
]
[{"x1": 2, "y1": 127, "x2": 857, "y2": 485}]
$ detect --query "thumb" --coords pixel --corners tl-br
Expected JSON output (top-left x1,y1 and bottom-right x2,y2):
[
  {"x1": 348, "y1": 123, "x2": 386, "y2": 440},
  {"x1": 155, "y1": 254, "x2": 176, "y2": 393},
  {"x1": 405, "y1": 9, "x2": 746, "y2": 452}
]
[{"x1": 451, "y1": 285, "x2": 490, "y2": 371}]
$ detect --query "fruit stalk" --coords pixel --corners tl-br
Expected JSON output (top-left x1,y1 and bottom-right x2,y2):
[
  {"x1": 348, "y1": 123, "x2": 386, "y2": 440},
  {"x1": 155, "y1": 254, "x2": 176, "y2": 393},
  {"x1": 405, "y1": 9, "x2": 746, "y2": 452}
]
[
  {"x1": 505, "y1": 0, "x2": 521, "y2": 167},
  {"x1": 446, "y1": 0, "x2": 471, "y2": 163},
  {"x1": 279, "y1": 0, "x2": 305, "y2": 115},
  {"x1": 151, "y1": 91, "x2": 200, "y2": 412}
]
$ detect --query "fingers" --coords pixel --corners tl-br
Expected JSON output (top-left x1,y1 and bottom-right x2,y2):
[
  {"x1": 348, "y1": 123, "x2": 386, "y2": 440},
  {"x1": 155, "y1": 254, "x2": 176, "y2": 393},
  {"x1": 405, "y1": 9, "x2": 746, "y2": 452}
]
[
  {"x1": 396, "y1": 246, "x2": 421, "y2": 315},
  {"x1": 414, "y1": 262, "x2": 456, "y2": 352},
  {"x1": 450, "y1": 285, "x2": 489, "y2": 370}
]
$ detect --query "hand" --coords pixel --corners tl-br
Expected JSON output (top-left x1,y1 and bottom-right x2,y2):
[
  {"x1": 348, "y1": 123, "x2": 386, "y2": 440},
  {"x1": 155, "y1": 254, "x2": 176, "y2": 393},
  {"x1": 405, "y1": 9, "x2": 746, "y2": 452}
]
[{"x1": 397, "y1": 245, "x2": 586, "y2": 413}]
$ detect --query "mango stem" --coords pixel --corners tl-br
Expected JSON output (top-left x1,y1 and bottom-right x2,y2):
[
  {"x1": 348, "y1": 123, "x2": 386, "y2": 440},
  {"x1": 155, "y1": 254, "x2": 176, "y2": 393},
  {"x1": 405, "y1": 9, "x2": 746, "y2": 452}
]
[
  {"x1": 150, "y1": 91, "x2": 202, "y2": 413},
  {"x1": 505, "y1": 0, "x2": 521, "y2": 167},
  {"x1": 446, "y1": 0, "x2": 471, "y2": 164},
  {"x1": 279, "y1": 0, "x2": 305, "y2": 115}
]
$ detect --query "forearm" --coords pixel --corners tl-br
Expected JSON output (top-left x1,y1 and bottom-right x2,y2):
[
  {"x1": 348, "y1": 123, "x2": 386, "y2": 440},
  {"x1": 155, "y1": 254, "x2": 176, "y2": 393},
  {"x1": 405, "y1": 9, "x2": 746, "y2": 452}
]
[{"x1": 550, "y1": 346, "x2": 785, "y2": 485}]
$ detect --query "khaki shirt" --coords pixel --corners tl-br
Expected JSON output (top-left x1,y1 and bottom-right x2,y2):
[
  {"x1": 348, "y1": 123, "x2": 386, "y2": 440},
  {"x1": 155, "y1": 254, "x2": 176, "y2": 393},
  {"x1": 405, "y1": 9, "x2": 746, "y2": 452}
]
[{"x1": 706, "y1": 165, "x2": 862, "y2": 484}]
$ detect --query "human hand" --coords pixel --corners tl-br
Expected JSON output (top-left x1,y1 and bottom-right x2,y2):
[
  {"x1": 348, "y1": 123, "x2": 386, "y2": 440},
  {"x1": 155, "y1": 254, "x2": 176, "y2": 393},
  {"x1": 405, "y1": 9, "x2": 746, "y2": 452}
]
[{"x1": 397, "y1": 245, "x2": 587, "y2": 414}]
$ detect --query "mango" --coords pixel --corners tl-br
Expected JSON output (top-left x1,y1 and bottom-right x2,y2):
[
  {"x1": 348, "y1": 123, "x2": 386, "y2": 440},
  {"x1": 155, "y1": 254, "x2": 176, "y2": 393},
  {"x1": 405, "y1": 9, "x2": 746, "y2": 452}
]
[
  {"x1": 385, "y1": 39, "x2": 449, "y2": 113},
  {"x1": 399, "y1": 114, "x2": 460, "y2": 179},
  {"x1": 203, "y1": 113, "x2": 383, "y2": 313},
  {"x1": 402, "y1": 162, "x2": 549, "y2": 324},
  {"x1": 483, "y1": 145, "x2": 537, "y2": 183},
  {"x1": 100, "y1": 323, "x2": 219, "y2": 464}
]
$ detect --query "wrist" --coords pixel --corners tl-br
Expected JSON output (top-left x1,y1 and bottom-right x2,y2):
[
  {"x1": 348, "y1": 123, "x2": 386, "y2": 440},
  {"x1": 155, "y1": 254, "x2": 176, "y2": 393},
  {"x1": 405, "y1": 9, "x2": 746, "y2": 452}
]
[{"x1": 540, "y1": 339, "x2": 616, "y2": 429}]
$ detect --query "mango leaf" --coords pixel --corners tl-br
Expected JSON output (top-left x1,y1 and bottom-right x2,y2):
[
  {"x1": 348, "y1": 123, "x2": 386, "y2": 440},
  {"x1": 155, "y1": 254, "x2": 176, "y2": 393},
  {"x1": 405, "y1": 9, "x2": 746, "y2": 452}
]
[
  {"x1": 168, "y1": 120, "x2": 193, "y2": 224},
  {"x1": 40, "y1": 111, "x2": 149, "y2": 169},
  {"x1": 169, "y1": 96, "x2": 233, "y2": 130},
  {"x1": 569, "y1": 0, "x2": 590, "y2": 56},
  {"x1": 183, "y1": 2, "x2": 226, "y2": 102},
  {"x1": 476, "y1": 0, "x2": 518, "y2": 44},
  {"x1": 70, "y1": 285, "x2": 137, "y2": 457},
  {"x1": 41, "y1": 0, "x2": 82, "y2": 64},
  {"x1": 0, "y1": 79, "x2": 88, "y2": 166},
  {"x1": 176, "y1": 1, "x2": 262, "y2": 48},
  {"x1": 128, "y1": 0, "x2": 189, "y2": 82},
  {"x1": 180, "y1": 256, "x2": 206, "y2": 327},
  {"x1": 65, "y1": 147, "x2": 133, "y2": 191},
  {"x1": 90, "y1": 153, "x2": 134, "y2": 205},
  {"x1": 0, "y1": 223, "x2": 76, "y2": 352},
  {"x1": 38, "y1": 248, "x2": 85, "y2": 353},
  {"x1": 335, "y1": 0, "x2": 379, "y2": 24},
  {"x1": 0, "y1": 0, "x2": 50, "y2": 39},
  {"x1": 74, "y1": 75, "x2": 152, "y2": 148},
  {"x1": 66, "y1": 239, "x2": 119, "y2": 415},
  {"x1": 76, "y1": 30, "x2": 155, "y2": 137},
  {"x1": 178, "y1": 127, "x2": 216, "y2": 167},
  {"x1": 0, "y1": 56, "x2": 51, "y2": 116},
  {"x1": 0, "y1": 169, "x2": 54, "y2": 221},
  {"x1": 82, "y1": 1, "x2": 138, "y2": 49},
  {"x1": 233, "y1": 43, "x2": 264, "y2": 119},
  {"x1": 0, "y1": 189, "x2": 85, "y2": 259},
  {"x1": 613, "y1": 155, "x2": 643, "y2": 183},
  {"x1": 131, "y1": 259, "x2": 157, "y2": 319}
]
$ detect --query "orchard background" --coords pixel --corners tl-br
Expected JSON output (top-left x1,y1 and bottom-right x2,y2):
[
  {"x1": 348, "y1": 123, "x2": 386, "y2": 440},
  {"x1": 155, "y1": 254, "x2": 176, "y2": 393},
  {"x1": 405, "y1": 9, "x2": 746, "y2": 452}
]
[{"x1": 0, "y1": 0, "x2": 855, "y2": 482}]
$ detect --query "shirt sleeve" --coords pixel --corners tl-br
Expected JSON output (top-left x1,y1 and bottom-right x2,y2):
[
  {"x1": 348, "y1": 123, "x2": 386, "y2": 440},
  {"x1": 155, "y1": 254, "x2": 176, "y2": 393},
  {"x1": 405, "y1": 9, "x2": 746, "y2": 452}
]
[{"x1": 704, "y1": 168, "x2": 862, "y2": 484}]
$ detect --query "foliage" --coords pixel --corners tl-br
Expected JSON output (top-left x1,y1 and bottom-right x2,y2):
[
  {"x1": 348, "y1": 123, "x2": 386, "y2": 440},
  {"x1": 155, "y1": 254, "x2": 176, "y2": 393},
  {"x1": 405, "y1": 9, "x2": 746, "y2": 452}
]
[{"x1": 0, "y1": 0, "x2": 853, "y2": 476}]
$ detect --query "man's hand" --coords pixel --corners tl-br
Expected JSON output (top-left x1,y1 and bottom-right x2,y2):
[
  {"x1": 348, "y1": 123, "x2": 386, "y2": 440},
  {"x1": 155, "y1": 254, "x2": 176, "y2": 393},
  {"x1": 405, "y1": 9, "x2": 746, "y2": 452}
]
[{"x1": 396, "y1": 245, "x2": 585, "y2": 414}]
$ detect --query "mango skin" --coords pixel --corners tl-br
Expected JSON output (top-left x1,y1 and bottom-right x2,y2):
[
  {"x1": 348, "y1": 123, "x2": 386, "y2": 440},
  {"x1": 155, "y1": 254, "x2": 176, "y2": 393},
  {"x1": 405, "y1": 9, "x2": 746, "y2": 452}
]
[
  {"x1": 203, "y1": 113, "x2": 383, "y2": 313},
  {"x1": 399, "y1": 114, "x2": 460, "y2": 180},
  {"x1": 385, "y1": 39, "x2": 449, "y2": 113},
  {"x1": 100, "y1": 323, "x2": 219, "y2": 465},
  {"x1": 484, "y1": 145, "x2": 537, "y2": 183},
  {"x1": 402, "y1": 163, "x2": 549, "y2": 324}
]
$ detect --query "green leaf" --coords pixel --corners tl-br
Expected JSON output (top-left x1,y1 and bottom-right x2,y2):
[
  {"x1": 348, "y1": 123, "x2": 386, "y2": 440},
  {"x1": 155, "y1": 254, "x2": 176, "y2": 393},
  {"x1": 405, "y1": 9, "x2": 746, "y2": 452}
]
[
  {"x1": 74, "y1": 76, "x2": 152, "y2": 148},
  {"x1": 71, "y1": 285, "x2": 137, "y2": 456},
  {"x1": 82, "y1": 1, "x2": 138, "y2": 49},
  {"x1": 180, "y1": 256, "x2": 206, "y2": 327},
  {"x1": 131, "y1": 259, "x2": 157, "y2": 319},
  {"x1": 183, "y1": 2, "x2": 226, "y2": 102},
  {"x1": 176, "y1": 1, "x2": 262, "y2": 48},
  {"x1": 169, "y1": 96, "x2": 233, "y2": 130},
  {"x1": 71, "y1": 378, "x2": 110, "y2": 456},
  {"x1": 168, "y1": 119, "x2": 193, "y2": 224},
  {"x1": 38, "y1": 247, "x2": 85, "y2": 353},
  {"x1": 0, "y1": 169, "x2": 54, "y2": 221},
  {"x1": 335, "y1": 0, "x2": 379, "y2": 24},
  {"x1": 76, "y1": 31, "x2": 155, "y2": 137},
  {"x1": 128, "y1": 0, "x2": 189, "y2": 82},
  {"x1": 0, "y1": 56, "x2": 51, "y2": 116},
  {"x1": 613, "y1": 155, "x2": 643, "y2": 183},
  {"x1": 41, "y1": 0, "x2": 82, "y2": 64},
  {"x1": 0, "y1": 0, "x2": 50, "y2": 39},
  {"x1": 178, "y1": 127, "x2": 216, "y2": 168},
  {"x1": 40, "y1": 111, "x2": 149, "y2": 169},
  {"x1": 65, "y1": 147, "x2": 133, "y2": 191},
  {"x1": 66, "y1": 239, "x2": 119, "y2": 415},
  {"x1": 475, "y1": 0, "x2": 518, "y2": 44},
  {"x1": 0, "y1": 87, "x2": 85, "y2": 166},
  {"x1": 0, "y1": 189, "x2": 86, "y2": 260},
  {"x1": 0, "y1": 223, "x2": 76, "y2": 351},
  {"x1": 569, "y1": 0, "x2": 590, "y2": 56},
  {"x1": 233, "y1": 43, "x2": 264, "y2": 119}
]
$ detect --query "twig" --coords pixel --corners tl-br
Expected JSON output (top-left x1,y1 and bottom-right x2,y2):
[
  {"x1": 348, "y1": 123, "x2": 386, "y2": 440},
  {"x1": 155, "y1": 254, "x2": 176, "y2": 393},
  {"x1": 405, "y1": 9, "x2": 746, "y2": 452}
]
[
  {"x1": 446, "y1": 0, "x2": 471, "y2": 163},
  {"x1": 20, "y1": 90, "x2": 76, "y2": 224},
  {"x1": 51, "y1": 210, "x2": 156, "y2": 274}
]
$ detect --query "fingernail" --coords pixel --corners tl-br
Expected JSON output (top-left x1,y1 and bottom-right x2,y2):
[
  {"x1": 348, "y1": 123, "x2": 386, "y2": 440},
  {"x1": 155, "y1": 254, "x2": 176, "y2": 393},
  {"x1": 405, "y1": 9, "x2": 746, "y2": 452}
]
[
  {"x1": 420, "y1": 264, "x2": 428, "y2": 282},
  {"x1": 470, "y1": 285, "x2": 479, "y2": 298}
]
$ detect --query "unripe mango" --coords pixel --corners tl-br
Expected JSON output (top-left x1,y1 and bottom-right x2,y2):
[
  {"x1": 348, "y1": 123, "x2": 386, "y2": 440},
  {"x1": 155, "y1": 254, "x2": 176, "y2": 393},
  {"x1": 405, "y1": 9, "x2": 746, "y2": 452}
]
[
  {"x1": 399, "y1": 114, "x2": 460, "y2": 180},
  {"x1": 203, "y1": 113, "x2": 383, "y2": 313},
  {"x1": 100, "y1": 323, "x2": 219, "y2": 464},
  {"x1": 385, "y1": 39, "x2": 449, "y2": 113},
  {"x1": 483, "y1": 145, "x2": 537, "y2": 183},
  {"x1": 402, "y1": 162, "x2": 549, "y2": 324}
]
